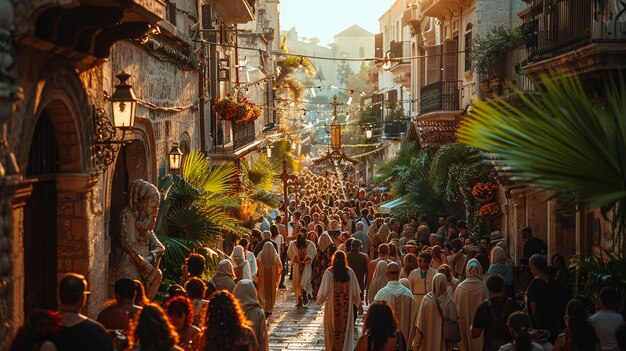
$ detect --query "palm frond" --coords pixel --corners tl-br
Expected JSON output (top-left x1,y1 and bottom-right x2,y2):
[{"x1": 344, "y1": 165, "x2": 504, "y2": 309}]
[
  {"x1": 457, "y1": 74, "x2": 626, "y2": 210},
  {"x1": 247, "y1": 190, "x2": 282, "y2": 209},
  {"x1": 429, "y1": 143, "x2": 482, "y2": 184},
  {"x1": 181, "y1": 151, "x2": 237, "y2": 194},
  {"x1": 242, "y1": 155, "x2": 277, "y2": 191}
]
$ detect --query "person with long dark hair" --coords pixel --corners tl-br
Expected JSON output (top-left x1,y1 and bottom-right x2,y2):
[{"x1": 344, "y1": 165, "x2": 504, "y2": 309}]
[
  {"x1": 316, "y1": 250, "x2": 362, "y2": 351},
  {"x1": 164, "y1": 296, "x2": 201, "y2": 350},
  {"x1": 498, "y1": 311, "x2": 544, "y2": 351},
  {"x1": 203, "y1": 291, "x2": 258, "y2": 351},
  {"x1": 355, "y1": 301, "x2": 406, "y2": 351},
  {"x1": 287, "y1": 232, "x2": 317, "y2": 306},
  {"x1": 553, "y1": 299, "x2": 599, "y2": 351},
  {"x1": 128, "y1": 303, "x2": 183, "y2": 351}
]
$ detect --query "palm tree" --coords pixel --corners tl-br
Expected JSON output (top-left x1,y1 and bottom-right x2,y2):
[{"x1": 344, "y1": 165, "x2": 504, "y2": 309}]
[
  {"x1": 156, "y1": 151, "x2": 247, "y2": 283},
  {"x1": 457, "y1": 74, "x2": 626, "y2": 302},
  {"x1": 275, "y1": 55, "x2": 314, "y2": 101}
]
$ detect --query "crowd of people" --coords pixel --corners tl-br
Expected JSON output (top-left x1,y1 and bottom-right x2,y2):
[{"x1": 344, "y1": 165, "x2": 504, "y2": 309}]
[{"x1": 9, "y1": 166, "x2": 626, "y2": 351}]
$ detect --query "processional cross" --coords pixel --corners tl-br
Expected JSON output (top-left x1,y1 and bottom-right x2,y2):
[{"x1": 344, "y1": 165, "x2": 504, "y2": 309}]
[{"x1": 274, "y1": 159, "x2": 297, "y2": 217}]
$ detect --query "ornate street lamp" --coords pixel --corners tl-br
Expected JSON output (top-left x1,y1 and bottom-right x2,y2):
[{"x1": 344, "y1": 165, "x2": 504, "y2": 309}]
[
  {"x1": 168, "y1": 143, "x2": 183, "y2": 172},
  {"x1": 266, "y1": 145, "x2": 273, "y2": 158},
  {"x1": 365, "y1": 128, "x2": 373, "y2": 139},
  {"x1": 109, "y1": 72, "x2": 137, "y2": 129}
]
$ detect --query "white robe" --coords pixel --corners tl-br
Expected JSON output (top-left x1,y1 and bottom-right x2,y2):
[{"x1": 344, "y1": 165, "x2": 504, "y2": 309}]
[
  {"x1": 452, "y1": 261, "x2": 488, "y2": 351},
  {"x1": 246, "y1": 250, "x2": 258, "y2": 278},
  {"x1": 407, "y1": 268, "x2": 437, "y2": 308},
  {"x1": 316, "y1": 268, "x2": 362, "y2": 351},
  {"x1": 374, "y1": 281, "x2": 418, "y2": 350},
  {"x1": 287, "y1": 240, "x2": 317, "y2": 298},
  {"x1": 415, "y1": 293, "x2": 458, "y2": 351}
]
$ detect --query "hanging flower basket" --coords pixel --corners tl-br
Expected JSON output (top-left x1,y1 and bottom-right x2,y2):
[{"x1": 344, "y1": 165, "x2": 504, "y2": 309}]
[
  {"x1": 478, "y1": 201, "x2": 502, "y2": 218},
  {"x1": 212, "y1": 95, "x2": 261, "y2": 124},
  {"x1": 471, "y1": 182, "x2": 498, "y2": 202}
]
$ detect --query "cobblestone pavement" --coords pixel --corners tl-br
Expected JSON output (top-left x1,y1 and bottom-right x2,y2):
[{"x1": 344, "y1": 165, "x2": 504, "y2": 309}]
[{"x1": 267, "y1": 278, "x2": 365, "y2": 351}]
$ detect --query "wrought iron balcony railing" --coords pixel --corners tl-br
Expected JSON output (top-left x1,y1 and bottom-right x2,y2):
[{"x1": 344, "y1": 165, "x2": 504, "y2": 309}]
[
  {"x1": 213, "y1": 119, "x2": 257, "y2": 154},
  {"x1": 419, "y1": 81, "x2": 461, "y2": 115},
  {"x1": 525, "y1": 0, "x2": 626, "y2": 63}
]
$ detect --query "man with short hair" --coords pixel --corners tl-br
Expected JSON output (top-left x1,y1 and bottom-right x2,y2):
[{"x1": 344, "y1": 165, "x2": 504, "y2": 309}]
[
  {"x1": 182, "y1": 253, "x2": 215, "y2": 298},
  {"x1": 436, "y1": 216, "x2": 448, "y2": 240},
  {"x1": 388, "y1": 217, "x2": 401, "y2": 237},
  {"x1": 97, "y1": 278, "x2": 142, "y2": 331},
  {"x1": 258, "y1": 215, "x2": 270, "y2": 232},
  {"x1": 55, "y1": 273, "x2": 113, "y2": 351},
  {"x1": 472, "y1": 275, "x2": 521, "y2": 351},
  {"x1": 347, "y1": 239, "x2": 369, "y2": 320},
  {"x1": 590, "y1": 287, "x2": 624, "y2": 351},
  {"x1": 253, "y1": 229, "x2": 279, "y2": 256},
  {"x1": 407, "y1": 252, "x2": 437, "y2": 308},
  {"x1": 374, "y1": 262, "x2": 417, "y2": 350},
  {"x1": 307, "y1": 212, "x2": 322, "y2": 231},
  {"x1": 351, "y1": 222, "x2": 370, "y2": 254},
  {"x1": 457, "y1": 220, "x2": 468, "y2": 240},
  {"x1": 526, "y1": 254, "x2": 558, "y2": 342},
  {"x1": 521, "y1": 227, "x2": 547, "y2": 259}
]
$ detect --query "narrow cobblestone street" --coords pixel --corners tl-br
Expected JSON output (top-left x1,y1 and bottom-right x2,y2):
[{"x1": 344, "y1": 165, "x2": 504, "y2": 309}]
[{"x1": 267, "y1": 278, "x2": 365, "y2": 350}]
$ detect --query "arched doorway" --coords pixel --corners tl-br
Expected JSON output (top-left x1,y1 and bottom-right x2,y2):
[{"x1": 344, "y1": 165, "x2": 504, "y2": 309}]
[{"x1": 23, "y1": 110, "x2": 60, "y2": 317}]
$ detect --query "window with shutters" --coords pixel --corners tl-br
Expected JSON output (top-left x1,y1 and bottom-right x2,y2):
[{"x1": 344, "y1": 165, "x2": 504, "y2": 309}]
[
  {"x1": 375, "y1": 33, "x2": 383, "y2": 58},
  {"x1": 443, "y1": 38, "x2": 458, "y2": 81},
  {"x1": 464, "y1": 23, "x2": 473, "y2": 72},
  {"x1": 387, "y1": 89, "x2": 398, "y2": 109},
  {"x1": 426, "y1": 44, "x2": 442, "y2": 85},
  {"x1": 419, "y1": 47, "x2": 426, "y2": 88}
]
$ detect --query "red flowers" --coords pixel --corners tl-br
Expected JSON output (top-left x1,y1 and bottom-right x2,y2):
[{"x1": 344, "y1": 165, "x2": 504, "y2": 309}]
[
  {"x1": 212, "y1": 96, "x2": 261, "y2": 124},
  {"x1": 479, "y1": 201, "x2": 502, "y2": 217},
  {"x1": 471, "y1": 182, "x2": 498, "y2": 200}
]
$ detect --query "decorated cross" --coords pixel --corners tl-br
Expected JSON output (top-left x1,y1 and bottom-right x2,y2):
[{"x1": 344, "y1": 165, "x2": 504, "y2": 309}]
[{"x1": 274, "y1": 159, "x2": 298, "y2": 218}]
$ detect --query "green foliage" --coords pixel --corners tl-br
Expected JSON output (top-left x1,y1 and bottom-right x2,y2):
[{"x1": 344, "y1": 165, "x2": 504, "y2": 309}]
[
  {"x1": 359, "y1": 107, "x2": 379, "y2": 125},
  {"x1": 385, "y1": 106, "x2": 406, "y2": 121},
  {"x1": 337, "y1": 61, "x2": 355, "y2": 85},
  {"x1": 276, "y1": 55, "x2": 314, "y2": 101},
  {"x1": 472, "y1": 26, "x2": 523, "y2": 81},
  {"x1": 242, "y1": 155, "x2": 278, "y2": 192},
  {"x1": 570, "y1": 248, "x2": 626, "y2": 309}
]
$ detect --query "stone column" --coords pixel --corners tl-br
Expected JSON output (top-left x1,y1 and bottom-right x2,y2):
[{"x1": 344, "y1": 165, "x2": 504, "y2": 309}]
[{"x1": 55, "y1": 173, "x2": 104, "y2": 316}]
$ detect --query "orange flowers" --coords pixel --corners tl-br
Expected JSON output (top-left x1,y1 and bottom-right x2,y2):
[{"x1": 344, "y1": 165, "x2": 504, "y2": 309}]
[
  {"x1": 478, "y1": 201, "x2": 502, "y2": 217},
  {"x1": 471, "y1": 182, "x2": 498, "y2": 200}
]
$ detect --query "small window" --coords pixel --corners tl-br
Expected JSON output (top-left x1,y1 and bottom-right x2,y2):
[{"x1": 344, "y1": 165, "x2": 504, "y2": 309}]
[{"x1": 359, "y1": 47, "x2": 364, "y2": 57}]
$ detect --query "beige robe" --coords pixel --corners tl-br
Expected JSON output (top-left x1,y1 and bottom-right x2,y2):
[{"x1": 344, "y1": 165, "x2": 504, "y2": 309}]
[
  {"x1": 287, "y1": 239, "x2": 317, "y2": 298},
  {"x1": 367, "y1": 260, "x2": 388, "y2": 304},
  {"x1": 414, "y1": 273, "x2": 458, "y2": 351},
  {"x1": 234, "y1": 279, "x2": 269, "y2": 351},
  {"x1": 374, "y1": 281, "x2": 418, "y2": 350},
  {"x1": 316, "y1": 268, "x2": 362, "y2": 351},
  {"x1": 256, "y1": 241, "x2": 282, "y2": 313},
  {"x1": 452, "y1": 259, "x2": 488, "y2": 351},
  {"x1": 407, "y1": 267, "x2": 437, "y2": 308}
]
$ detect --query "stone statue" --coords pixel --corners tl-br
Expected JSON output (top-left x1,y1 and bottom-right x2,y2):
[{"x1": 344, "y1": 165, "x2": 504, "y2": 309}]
[{"x1": 115, "y1": 179, "x2": 165, "y2": 298}]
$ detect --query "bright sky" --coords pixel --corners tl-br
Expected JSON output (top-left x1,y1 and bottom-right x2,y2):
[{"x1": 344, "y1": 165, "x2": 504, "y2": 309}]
[{"x1": 280, "y1": 0, "x2": 394, "y2": 47}]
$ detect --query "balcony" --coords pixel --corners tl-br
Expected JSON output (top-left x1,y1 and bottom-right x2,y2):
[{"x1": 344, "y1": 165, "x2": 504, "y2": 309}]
[
  {"x1": 383, "y1": 121, "x2": 409, "y2": 139},
  {"x1": 209, "y1": 120, "x2": 260, "y2": 159},
  {"x1": 389, "y1": 41, "x2": 411, "y2": 88},
  {"x1": 419, "y1": 81, "x2": 461, "y2": 116},
  {"x1": 403, "y1": 3, "x2": 421, "y2": 34},
  {"x1": 422, "y1": 0, "x2": 460, "y2": 19},
  {"x1": 214, "y1": 0, "x2": 256, "y2": 25},
  {"x1": 524, "y1": 0, "x2": 626, "y2": 75}
]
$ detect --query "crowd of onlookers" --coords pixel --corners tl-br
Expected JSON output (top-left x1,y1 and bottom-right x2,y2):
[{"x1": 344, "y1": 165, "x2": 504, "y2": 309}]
[{"x1": 8, "y1": 166, "x2": 626, "y2": 351}]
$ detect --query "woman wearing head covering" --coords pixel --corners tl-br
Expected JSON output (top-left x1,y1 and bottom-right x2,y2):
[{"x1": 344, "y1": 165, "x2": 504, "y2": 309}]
[
  {"x1": 452, "y1": 259, "x2": 488, "y2": 351},
  {"x1": 367, "y1": 260, "x2": 389, "y2": 304},
  {"x1": 486, "y1": 246, "x2": 514, "y2": 298},
  {"x1": 211, "y1": 259, "x2": 236, "y2": 292},
  {"x1": 231, "y1": 246, "x2": 252, "y2": 282},
  {"x1": 233, "y1": 280, "x2": 269, "y2": 351},
  {"x1": 312, "y1": 233, "x2": 335, "y2": 299},
  {"x1": 414, "y1": 273, "x2": 459, "y2": 351},
  {"x1": 256, "y1": 241, "x2": 282, "y2": 316}
]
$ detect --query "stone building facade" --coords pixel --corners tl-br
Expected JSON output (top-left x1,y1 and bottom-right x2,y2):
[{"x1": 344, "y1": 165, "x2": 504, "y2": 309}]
[{"x1": 0, "y1": 0, "x2": 270, "y2": 347}]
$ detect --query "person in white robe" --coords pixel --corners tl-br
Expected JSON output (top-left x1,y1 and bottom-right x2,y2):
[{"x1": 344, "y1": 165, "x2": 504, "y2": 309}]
[
  {"x1": 233, "y1": 279, "x2": 269, "y2": 351},
  {"x1": 287, "y1": 233, "x2": 317, "y2": 305},
  {"x1": 374, "y1": 262, "x2": 418, "y2": 350},
  {"x1": 408, "y1": 252, "x2": 437, "y2": 308},
  {"x1": 246, "y1": 246, "x2": 258, "y2": 278},
  {"x1": 211, "y1": 259, "x2": 236, "y2": 292},
  {"x1": 316, "y1": 251, "x2": 362, "y2": 351},
  {"x1": 256, "y1": 241, "x2": 282, "y2": 315},
  {"x1": 231, "y1": 245, "x2": 252, "y2": 282},
  {"x1": 453, "y1": 258, "x2": 488, "y2": 351},
  {"x1": 414, "y1": 273, "x2": 459, "y2": 351},
  {"x1": 367, "y1": 260, "x2": 388, "y2": 304}
]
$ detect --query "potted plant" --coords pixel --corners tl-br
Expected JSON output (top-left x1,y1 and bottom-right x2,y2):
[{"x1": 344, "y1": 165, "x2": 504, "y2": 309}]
[
  {"x1": 478, "y1": 201, "x2": 502, "y2": 218},
  {"x1": 472, "y1": 26, "x2": 523, "y2": 88},
  {"x1": 472, "y1": 181, "x2": 498, "y2": 202}
]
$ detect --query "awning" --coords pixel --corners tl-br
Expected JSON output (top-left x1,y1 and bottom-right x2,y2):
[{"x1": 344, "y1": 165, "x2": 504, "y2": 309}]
[{"x1": 379, "y1": 197, "x2": 406, "y2": 214}]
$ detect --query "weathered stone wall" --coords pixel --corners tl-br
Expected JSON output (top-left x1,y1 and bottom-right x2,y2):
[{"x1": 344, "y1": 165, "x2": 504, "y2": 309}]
[{"x1": 107, "y1": 40, "x2": 200, "y2": 177}]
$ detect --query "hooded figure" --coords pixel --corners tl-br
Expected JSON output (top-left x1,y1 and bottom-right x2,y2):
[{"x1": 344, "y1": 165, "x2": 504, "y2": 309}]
[
  {"x1": 453, "y1": 259, "x2": 488, "y2": 351},
  {"x1": 234, "y1": 279, "x2": 268, "y2": 351},
  {"x1": 211, "y1": 259, "x2": 236, "y2": 292},
  {"x1": 256, "y1": 241, "x2": 282, "y2": 314},
  {"x1": 415, "y1": 273, "x2": 459, "y2": 351},
  {"x1": 367, "y1": 260, "x2": 388, "y2": 304},
  {"x1": 231, "y1": 245, "x2": 252, "y2": 282}
]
